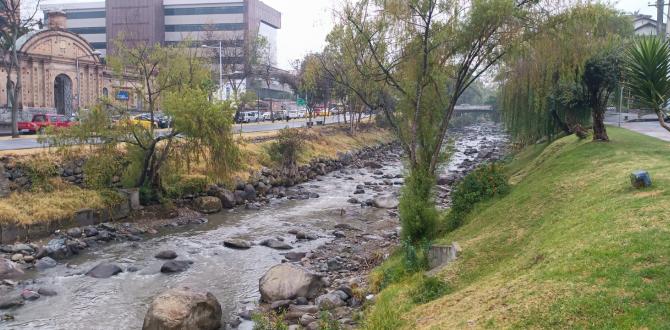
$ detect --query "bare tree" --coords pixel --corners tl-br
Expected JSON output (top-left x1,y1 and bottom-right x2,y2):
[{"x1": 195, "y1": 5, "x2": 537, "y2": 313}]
[{"x1": 0, "y1": 0, "x2": 42, "y2": 138}]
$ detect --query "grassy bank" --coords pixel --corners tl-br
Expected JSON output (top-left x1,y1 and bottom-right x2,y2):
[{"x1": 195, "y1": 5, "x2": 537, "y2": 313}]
[
  {"x1": 0, "y1": 125, "x2": 393, "y2": 227},
  {"x1": 364, "y1": 127, "x2": 670, "y2": 329}
]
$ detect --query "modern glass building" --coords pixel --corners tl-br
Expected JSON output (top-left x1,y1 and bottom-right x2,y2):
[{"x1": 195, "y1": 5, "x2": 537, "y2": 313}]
[{"x1": 42, "y1": 0, "x2": 281, "y2": 64}]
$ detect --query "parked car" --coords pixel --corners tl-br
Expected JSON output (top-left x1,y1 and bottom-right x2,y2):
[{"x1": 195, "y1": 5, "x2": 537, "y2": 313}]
[
  {"x1": 237, "y1": 111, "x2": 260, "y2": 123},
  {"x1": 261, "y1": 112, "x2": 272, "y2": 121},
  {"x1": 18, "y1": 114, "x2": 77, "y2": 134}
]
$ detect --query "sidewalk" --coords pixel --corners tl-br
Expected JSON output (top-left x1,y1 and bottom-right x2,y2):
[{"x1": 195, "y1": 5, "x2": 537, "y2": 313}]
[{"x1": 605, "y1": 111, "x2": 670, "y2": 142}]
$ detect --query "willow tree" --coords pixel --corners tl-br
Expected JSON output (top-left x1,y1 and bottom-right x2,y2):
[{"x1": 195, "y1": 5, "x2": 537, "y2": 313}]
[
  {"x1": 499, "y1": 4, "x2": 632, "y2": 144},
  {"x1": 337, "y1": 0, "x2": 536, "y2": 242},
  {"x1": 46, "y1": 42, "x2": 239, "y2": 199},
  {"x1": 320, "y1": 22, "x2": 388, "y2": 135}
]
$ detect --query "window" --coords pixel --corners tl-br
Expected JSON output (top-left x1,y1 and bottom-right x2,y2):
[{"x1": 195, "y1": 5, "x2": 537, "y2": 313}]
[
  {"x1": 102, "y1": 88, "x2": 108, "y2": 97},
  {"x1": 34, "y1": 115, "x2": 46, "y2": 123},
  {"x1": 165, "y1": 23, "x2": 244, "y2": 32},
  {"x1": 67, "y1": 27, "x2": 106, "y2": 34},
  {"x1": 164, "y1": 6, "x2": 244, "y2": 16},
  {"x1": 66, "y1": 11, "x2": 105, "y2": 19}
]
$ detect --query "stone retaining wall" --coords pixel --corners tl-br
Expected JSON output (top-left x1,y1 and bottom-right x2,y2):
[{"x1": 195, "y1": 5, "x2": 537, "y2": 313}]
[{"x1": 0, "y1": 193, "x2": 131, "y2": 244}]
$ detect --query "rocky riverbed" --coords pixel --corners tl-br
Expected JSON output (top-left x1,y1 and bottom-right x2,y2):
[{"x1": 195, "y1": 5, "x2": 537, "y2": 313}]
[{"x1": 0, "y1": 123, "x2": 507, "y2": 329}]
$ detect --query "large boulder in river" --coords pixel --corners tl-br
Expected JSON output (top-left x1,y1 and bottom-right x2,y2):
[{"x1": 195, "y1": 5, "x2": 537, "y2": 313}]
[
  {"x1": 0, "y1": 258, "x2": 24, "y2": 279},
  {"x1": 215, "y1": 189, "x2": 236, "y2": 209},
  {"x1": 142, "y1": 287, "x2": 222, "y2": 330},
  {"x1": 194, "y1": 196, "x2": 222, "y2": 214},
  {"x1": 259, "y1": 264, "x2": 324, "y2": 302},
  {"x1": 86, "y1": 263, "x2": 123, "y2": 278},
  {"x1": 372, "y1": 196, "x2": 399, "y2": 209}
]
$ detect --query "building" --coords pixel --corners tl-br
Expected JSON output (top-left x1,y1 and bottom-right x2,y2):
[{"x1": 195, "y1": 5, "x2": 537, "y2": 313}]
[
  {"x1": 631, "y1": 14, "x2": 667, "y2": 36},
  {"x1": 41, "y1": 0, "x2": 287, "y2": 101},
  {"x1": 0, "y1": 11, "x2": 139, "y2": 122}
]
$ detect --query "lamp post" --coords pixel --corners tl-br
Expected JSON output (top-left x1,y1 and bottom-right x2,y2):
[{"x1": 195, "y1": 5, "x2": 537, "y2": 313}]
[
  {"x1": 75, "y1": 50, "x2": 102, "y2": 115},
  {"x1": 202, "y1": 41, "x2": 223, "y2": 100}
]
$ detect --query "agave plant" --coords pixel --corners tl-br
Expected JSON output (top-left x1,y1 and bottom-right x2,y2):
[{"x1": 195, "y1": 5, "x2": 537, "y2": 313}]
[{"x1": 624, "y1": 37, "x2": 670, "y2": 133}]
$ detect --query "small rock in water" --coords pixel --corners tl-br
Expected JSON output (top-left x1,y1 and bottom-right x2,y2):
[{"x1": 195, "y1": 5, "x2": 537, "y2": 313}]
[
  {"x1": 66, "y1": 227, "x2": 82, "y2": 238},
  {"x1": 223, "y1": 239, "x2": 252, "y2": 250},
  {"x1": 160, "y1": 260, "x2": 193, "y2": 274},
  {"x1": 0, "y1": 258, "x2": 24, "y2": 279},
  {"x1": 35, "y1": 257, "x2": 57, "y2": 271},
  {"x1": 282, "y1": 252, "x2": 307, "y2": 262},
  {"x1": 37, "y1": 288, "x2": 57, "y2": 296},
  {"x1": 154, "y1": 250, "x2": 178, "y2": 260},
  {"x1": 86, "y1": 263, "x2": 123, "y2": 279},
  {"x1": 0, "y1": 294, "x2": 23, "y2": 310},
  {"x1": 20, "y1": 290, "x2": 40, "y2": 301},
  {"x1": 260, "y1": 239, "x2": 293, "y2": 250}
]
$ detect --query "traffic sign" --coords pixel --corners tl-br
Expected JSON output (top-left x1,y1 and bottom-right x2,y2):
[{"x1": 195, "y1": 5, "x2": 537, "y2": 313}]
[
  {"x1": 116, "y1": 90, "x2": 129, "y2": 101},
  {"x1": 297, "y1": 98, "x2": 306, "y2": 106}
]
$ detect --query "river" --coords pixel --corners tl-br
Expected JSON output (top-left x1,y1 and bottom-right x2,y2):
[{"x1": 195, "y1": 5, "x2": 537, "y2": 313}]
[{"x1": 1, "y1": 123, "x2": 507, "y2": 330}]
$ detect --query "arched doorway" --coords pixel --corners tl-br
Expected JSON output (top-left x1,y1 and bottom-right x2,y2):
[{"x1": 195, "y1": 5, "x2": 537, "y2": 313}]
[{"x1": 54, "y1": 74, "x2": 73, "y2": 115}]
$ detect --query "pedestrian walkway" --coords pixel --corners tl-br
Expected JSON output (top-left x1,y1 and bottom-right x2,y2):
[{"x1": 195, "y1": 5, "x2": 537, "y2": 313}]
[{"x1": 605, "y1": 112, "x2": 670, "y2": 142}]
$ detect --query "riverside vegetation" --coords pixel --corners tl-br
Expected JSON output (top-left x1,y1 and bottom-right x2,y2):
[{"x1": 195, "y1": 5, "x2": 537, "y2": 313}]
[{"x1": 362, "y1": 128, "x2": 670, "y2": 329}]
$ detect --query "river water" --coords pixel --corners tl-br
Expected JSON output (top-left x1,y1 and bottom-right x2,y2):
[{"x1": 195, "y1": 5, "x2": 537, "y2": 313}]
[{"x1": 2, "y1": 123, "x2": 507, "y2": 330}]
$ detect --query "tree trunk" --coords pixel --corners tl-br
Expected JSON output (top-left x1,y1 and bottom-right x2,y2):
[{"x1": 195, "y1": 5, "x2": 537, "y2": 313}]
[
  {"x1": 592, "y1": 108, "x2": 608, "y2": 141},
  {"x1": 655, "y1": 109, "x2": 670, "y2": 133}
]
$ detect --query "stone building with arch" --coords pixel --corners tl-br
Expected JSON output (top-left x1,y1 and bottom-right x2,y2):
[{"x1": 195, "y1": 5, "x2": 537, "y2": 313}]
[{"x1": 0, "y1": 11, "x2": 139, "y2": 123}]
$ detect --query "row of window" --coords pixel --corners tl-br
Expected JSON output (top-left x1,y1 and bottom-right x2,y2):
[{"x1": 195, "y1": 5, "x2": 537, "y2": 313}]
[
  {"x1": 90, "y1": 42, "x2": 106, "y2": 50},
  {"x1": 164, "y1": 6, "x2": 244, "y2": 16},
  {"x1": 69, "y1": 24, "x2": 244, "y2": 35},
  {"x1": 68, "y1": 27, "x2": 106, "y2": 35},
  {"x1": 165, "y1": 23, "x2": 245, "y2": 32},
  {"x1": 58, "y1": 5, "x2": 245, "y2": 20},
  {"x1": 66, "y1": 11, "x2": 106, "y2": 19}
]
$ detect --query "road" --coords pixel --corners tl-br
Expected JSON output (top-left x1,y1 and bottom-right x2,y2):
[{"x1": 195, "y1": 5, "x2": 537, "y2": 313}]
[{"x1": 0, "y1": 115, "x2": 356, "y2": 151}]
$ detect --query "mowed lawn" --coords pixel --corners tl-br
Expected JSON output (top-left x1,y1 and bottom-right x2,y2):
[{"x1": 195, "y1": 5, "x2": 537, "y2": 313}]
[{"x1": 364, "y1": 127, "x2": 670, "y2": 329}]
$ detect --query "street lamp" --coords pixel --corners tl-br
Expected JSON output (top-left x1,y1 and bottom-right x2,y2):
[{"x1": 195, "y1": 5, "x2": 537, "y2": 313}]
[
  {"x1": 75, "y1": 50, "x2": 102, "y2": 115},
  {"x1": 202, "y1": 41, "x2": 223, "y2": 100}
]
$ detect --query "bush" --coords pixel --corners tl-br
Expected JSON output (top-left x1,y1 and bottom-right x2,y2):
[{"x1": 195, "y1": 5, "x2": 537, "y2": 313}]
[
  {"x1": 164, "y1": 174, "x2": 209, "y2": 198},
  {"x1": 267, "y1": 128, "x2": 305, "y2": 176},
  {"x1": 399, "y1": 168, "x2": 439, "y2": 242},
  {"x1": 84, "y1": 152, "x2": 124, "y2": 189},
  {"x1": 252, "y1": 312, "x2": 288, "y2": 330},
  {"x1": 445, "y1": 163, "x2": 509, "y2": 231},
  {"x1": 22, "y1": 155, "x2": 59, "y2": 192},
  {"x1": 410, "y1": 276, "x2": 451, "y2": 304}
]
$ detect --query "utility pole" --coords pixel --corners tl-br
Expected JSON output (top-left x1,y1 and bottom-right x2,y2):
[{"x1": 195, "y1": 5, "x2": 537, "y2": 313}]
[{"x1": 658, "y1": 0, "x2": 665, "y2": 38}]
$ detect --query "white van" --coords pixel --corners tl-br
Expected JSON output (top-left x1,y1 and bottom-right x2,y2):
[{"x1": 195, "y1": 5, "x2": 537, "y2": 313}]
[{"x1": 239, "y1": 111, "x2": 260, "y2": 123}]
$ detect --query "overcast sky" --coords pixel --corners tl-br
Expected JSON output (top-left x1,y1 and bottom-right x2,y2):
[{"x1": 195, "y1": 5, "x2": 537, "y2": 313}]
[{"x1": 43, "y1": 0, "x2": 657, "y2": 69}]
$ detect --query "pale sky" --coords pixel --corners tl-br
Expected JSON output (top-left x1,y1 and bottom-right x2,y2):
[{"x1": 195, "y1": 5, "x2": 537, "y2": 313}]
[{"x1": 41, "y1": 0, "x2": 657, "y2": 70}]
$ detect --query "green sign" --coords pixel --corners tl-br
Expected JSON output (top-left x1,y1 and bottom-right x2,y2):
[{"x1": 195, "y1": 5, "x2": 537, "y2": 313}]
[{"x1": 297, "y1": 98, "x2": 306, "y2": 106}]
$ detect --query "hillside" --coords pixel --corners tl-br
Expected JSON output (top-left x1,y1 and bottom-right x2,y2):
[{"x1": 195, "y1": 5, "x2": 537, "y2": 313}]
[{"x1": 364, "y1": 127, "x2": 670, "y2": 329}]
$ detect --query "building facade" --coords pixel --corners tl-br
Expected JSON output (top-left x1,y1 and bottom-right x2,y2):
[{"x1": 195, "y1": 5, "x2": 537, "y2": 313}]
[
  {"x1": 43, "y1": 0, "x2": 281, "y2": 64},
  {"x1": 0, "y1": 12, "x2": 139, "y2": 122},
  {"x1": 631, "y1": 14, "x2": 667, "y2": 36},
  {"x1": 42, "y1": 0, "x2": 287, "y2": 101}
]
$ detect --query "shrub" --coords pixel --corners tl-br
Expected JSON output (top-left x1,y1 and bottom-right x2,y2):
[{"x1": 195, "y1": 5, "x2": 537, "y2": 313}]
[
  {"x1": 164, "y1": 174, "x2": 209, "y2": 198},
  {"x1": 22, "y1": 155, "x2": 59, "y2": 192},
  {"x1": 410, "y1": 276, "x2": 452, "y2": 304},
  {"x1": 84, "y1": 152, "x2": 124, "y2": 189},
  {"x1": 252, "y1": 312, "x2": 288, "y2": 330},
  {"x1": 267, "y1": 128, "x2": 305, "y2": 177},
  {"x1": 445, "y1": 163, "x2": 509, "y2": 231},
  {"x1": 399, "y1": 167, "x2": 439, "y2": 242}
]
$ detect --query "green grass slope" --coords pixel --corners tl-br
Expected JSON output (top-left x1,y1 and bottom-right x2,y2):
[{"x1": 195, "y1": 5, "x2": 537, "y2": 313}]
[{"x1": 365, "y1": 127, "x2": 670, "y2": 329}]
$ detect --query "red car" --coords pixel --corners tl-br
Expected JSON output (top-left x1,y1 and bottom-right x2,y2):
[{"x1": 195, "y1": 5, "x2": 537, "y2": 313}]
[{"x1": 18, "y1": 114, "x2": 77, "y2": 134}]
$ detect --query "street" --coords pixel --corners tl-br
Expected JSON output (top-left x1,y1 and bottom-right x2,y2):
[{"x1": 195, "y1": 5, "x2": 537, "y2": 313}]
[{"x1": 0, "y1": 115, "x2": 355, "y2": 151}]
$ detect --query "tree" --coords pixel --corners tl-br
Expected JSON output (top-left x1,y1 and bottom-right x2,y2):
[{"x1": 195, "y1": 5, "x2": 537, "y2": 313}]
[
  {"x1": 294, "y1": 54, "x2": 329, "y2": 125},
  {"x1": 320, "y1": 23, "x2": 387, "y2": 135},
  {"x1": 582, "y1": 51, "x2": 621, "y2": 141},
  {"x1": 0, "y1": 0, "x2": 42, "y2": 138},
  {"x1": 499, "y1": 4, "x2": 632, "y2": 144},
  {"x1": 48, "y1": 40, "x2": 238, "y2": 196},
  {"x1": 337, "y1": 0, "x2": 536, "y2": 242},
  {"x1": 624, "y1": 37, "x2": 670, "y2": 133}
]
